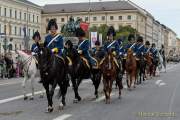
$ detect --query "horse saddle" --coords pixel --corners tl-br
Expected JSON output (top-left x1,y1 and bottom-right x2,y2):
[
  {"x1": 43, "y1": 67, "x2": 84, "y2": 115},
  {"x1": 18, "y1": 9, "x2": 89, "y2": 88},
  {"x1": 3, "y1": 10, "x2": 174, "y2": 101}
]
[
  {"x1": 55, "y1": 55, "x2": 65, "y2": 64},
  {"x1": 80, "y1": 56, "x2": 90, "y2": 69}
]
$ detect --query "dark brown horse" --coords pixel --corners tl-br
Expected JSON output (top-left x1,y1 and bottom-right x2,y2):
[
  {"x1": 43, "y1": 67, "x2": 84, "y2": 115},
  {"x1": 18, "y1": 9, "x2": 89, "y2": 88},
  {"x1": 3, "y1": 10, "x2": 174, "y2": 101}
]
[
  {"x1": 100, "y1": 52, "x2": 122, "y2": 104},
  {"x1": 144, "y1": 52, "x2": 153, "y2": 79},
  {"x1": 125, "y1": 48, "x2": 137, "y2": 89}
]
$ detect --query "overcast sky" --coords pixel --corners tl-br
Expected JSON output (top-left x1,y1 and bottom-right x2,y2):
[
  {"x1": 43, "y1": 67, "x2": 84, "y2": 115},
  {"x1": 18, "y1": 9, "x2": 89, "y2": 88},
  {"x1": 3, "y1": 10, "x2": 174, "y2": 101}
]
[{"x1": 29, "y1": 0, "x2": 180, "y2": 37}]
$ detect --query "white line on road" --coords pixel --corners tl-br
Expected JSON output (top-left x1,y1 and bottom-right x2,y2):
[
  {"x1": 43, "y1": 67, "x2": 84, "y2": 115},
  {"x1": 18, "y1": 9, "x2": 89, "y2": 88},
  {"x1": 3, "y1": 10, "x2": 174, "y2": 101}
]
[
  {"x1": 0, "y1": 79, "x2": 91, "y2": 105},
  {"x1": 0, "y1": 81, "x2": 21, "y2": 86},
  {"x1": 53, "y1": 114, "x2": 72, "y2": 120},
  {"x1": 155, "y1": 80, "x2": 163, "y2": 85}
]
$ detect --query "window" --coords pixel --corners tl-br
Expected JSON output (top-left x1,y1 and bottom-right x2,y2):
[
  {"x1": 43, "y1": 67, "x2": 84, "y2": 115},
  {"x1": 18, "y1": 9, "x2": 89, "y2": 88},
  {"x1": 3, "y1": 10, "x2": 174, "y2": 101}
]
[
  {"x1": 4, "y1": 8, "x2": 6, "y2": 17},
  {"x1": 28, "y1": 14, "x2": 30, "y2": 22},
  {"x1": 19, "y1": 44, "x2": 21, "y2": 50},
  {"x1": 15, "y1": 10, "x2": 17, "y2": 19},
  {"x1": 33, "y1": 14, "x2": 34, "y2": 22},
  {"x1": 15, "y1": 44, "x2": 17, "y2": 50},
  {"x1": 110, "y1": 16, "x2": 114, "y2": 20},
  {"x1": 15, "y1": 26, "x2": 17, "y2": 35},
  {"x1": 19, "y1": 12, "x2": 21, "y2": 20},
  {"x1": 61, "y1": 18, "x2": 64, "y2": 22},
  {"x1": 28, "y1": 28, "x2": 30, "y2": 36},
  {"x1": 127, "y1": 15, "x2": 132, "y2": 20},
  {"x1": 119, "y1": 16, "x2": 122, "y2": 20},
  {"x1": 4, "y1": 25, "x2": 6, "y2": 34},
  {"x1": 101, "y1": 16, "x2": 105, "y2": 21},
  {"x1": 19, "y1": 27, "x2": 21, "y2": 36},
  {"x1": 24, "y1": 13, "x2": 26, "y2": 20},
  {"x1": 37, "y1": 16, "x2": 39, "y2": 23},
  {"x1": 9, "y1": 25, "x2": 12, "y2": 35},
  {"x1": 85, "y1": 17, "x2": 88, "y2": 21},
  {"x1": 10, "y1": 9, "x2": 12, "y2": 18},
  {"x1": 0, "y1": 24, "x2": 1, "y2": 33},
  {"x1": 93, "y1": 17, "x2": 97, "y2": 21}
]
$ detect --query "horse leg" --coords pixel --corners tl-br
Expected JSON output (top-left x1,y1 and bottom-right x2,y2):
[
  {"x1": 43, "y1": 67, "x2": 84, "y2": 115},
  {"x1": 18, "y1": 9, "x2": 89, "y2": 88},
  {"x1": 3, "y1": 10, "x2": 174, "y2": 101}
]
[
  {"x1": 43, "y1": 84, "x2": 53, "y2": 113},
  {"x1": 22, "y1": 73, "x2": 28, "y2": 100},
  {"x1": 108, "y1": 80, "x2": 113, "y2": 104},
  {"x1": 29, "y1": 75, "x2": 35, "y2": 100},
  {"x1": 103, "y1": 79, "x2": 108, "y2": 104},
  {"x1": 126, "y1": 73, "x2": 130, "y2": 89},
  {"x1": 71, "y1": 77, "x2": 81, "y2": 102},
  {"x1": 92, "y1": 71, "x2": 101, "y2": 98}
]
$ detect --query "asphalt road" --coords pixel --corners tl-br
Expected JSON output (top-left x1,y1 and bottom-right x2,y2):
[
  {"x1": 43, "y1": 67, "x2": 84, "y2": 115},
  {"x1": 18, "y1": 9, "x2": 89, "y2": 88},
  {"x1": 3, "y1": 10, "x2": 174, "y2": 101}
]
[{"x1": 0, "y1": 63, "x2": 180, "y2": 120}]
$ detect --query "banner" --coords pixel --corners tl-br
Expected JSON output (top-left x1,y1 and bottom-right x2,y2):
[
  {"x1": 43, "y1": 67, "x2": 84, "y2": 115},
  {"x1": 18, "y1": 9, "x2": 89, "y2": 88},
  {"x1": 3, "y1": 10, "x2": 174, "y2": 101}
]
[
  {"x1": 90, "y1": 32, "x2": 97, "y2": 48},
  {"x1": 80, "y1": 22, "x2": 89, "y2": 32}
]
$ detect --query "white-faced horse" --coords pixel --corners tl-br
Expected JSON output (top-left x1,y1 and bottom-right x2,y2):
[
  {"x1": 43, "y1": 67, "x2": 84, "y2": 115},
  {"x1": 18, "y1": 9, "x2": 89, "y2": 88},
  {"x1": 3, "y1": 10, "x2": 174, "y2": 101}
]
[{"x1": 11, "y1": 50, "x2": 44, "y2": 100}]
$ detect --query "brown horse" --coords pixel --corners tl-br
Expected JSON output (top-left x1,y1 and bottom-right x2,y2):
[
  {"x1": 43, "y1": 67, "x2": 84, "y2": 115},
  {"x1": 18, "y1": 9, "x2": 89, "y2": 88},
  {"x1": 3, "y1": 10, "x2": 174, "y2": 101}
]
[
  {"x1": 100, "y1": 52, "x2": 122, "y2": 104},
  {"x1": 144, "y1": 52, "x2": 153, "y2": 79},
  {"x1": 125, "y1": 48, "x2": 137, "y2": 89}
]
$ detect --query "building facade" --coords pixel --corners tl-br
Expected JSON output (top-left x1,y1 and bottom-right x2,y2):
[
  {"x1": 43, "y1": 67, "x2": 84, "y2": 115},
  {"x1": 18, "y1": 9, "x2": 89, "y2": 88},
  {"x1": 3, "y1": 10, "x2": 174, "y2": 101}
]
[{"x1": 0, "y1": 0, "x2": 42, "y2": 54}]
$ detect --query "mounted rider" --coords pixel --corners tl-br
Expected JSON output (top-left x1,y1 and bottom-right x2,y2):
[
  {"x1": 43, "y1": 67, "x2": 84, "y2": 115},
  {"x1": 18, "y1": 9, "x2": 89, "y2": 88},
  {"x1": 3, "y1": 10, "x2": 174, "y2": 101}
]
[
  {"x1": 31, "y1": 31, "x2": 41, "y2": 68},
  {"x1": 124, "y1": 34, "x2": 136, "y2": 56},
  {"x1": 135, "y1": 36, "x2": 145, "y2": 60},
  {"x1": 91, "y1": 40, "x2": 105, "y2": 61},
  {"x1": 76, "y1": 28, "x2": 98, "y2": 69},
  {"x1": 144, "y1": 41, "x2": 151, "y2": 55},
  {"x1": 44, "y1": 19, "x2": 64, "y2": 56},
  {"x1": 103, "y1": 26, "x2": 119, "y2": 68},
  {"x1": 150, "y1": 43, "x2": 158, "y2": 61}
]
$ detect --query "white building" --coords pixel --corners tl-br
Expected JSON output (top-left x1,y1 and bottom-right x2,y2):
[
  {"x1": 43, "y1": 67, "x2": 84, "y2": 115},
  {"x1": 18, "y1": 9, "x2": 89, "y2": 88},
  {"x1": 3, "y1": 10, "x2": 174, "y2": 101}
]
[{"x1": 0, "y1": 0, "x2": 42, "y2": 54}]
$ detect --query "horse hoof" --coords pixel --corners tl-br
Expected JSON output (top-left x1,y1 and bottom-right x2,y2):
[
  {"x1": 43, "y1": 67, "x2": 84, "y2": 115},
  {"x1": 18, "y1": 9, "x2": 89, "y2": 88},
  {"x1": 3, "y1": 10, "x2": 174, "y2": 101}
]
[
  {"x1": 29, "y1": 97, "x2": 34, "y2": 100},
  {"x1": 73, "y1": 99, "x2": 79, "y2": 103},
  {"x1": 24, "y1": 96, "x2": 28, "y2": 100},
  {"x1": 45, "y1": 106, "x2": 53, "y2": 113}
]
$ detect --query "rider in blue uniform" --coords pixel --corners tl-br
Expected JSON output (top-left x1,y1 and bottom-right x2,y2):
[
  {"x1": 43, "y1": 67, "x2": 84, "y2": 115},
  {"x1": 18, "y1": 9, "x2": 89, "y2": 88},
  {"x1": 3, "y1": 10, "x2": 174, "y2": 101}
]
[
  {"x1": 135, "y1": 36, "x2": 145, "y2": 59},
  {"x1": 31, "y1": 31, "x2": 41, "y2": 55},
  {"x1": 44, "y1": 19, "x2": 64, "y2": 56},
  {"x1": 76, "y1": 28, "x2": 97, "y2": 68},
  {"x1": 91, "y1": 41, "x2": 105, "y2": 61},
  {"x1": 124, "y1": 34, "x2": 136, "y2": 54},
  {"x1": 31, "y1": 31, "x2": 41, "y2": 83},
  {"x1": 144, "y1": 41, "x2": 151, "y2": 55},
  {"x1": 150, "y1": 43, "x2": 158, "y2": 59}
]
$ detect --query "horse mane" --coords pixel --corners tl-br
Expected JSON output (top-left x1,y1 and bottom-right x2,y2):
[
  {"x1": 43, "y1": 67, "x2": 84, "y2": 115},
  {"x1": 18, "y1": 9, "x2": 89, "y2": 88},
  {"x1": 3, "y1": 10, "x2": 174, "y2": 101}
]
[{"x1": 17, "y1": 50, "x2": 31, "y2": 59}]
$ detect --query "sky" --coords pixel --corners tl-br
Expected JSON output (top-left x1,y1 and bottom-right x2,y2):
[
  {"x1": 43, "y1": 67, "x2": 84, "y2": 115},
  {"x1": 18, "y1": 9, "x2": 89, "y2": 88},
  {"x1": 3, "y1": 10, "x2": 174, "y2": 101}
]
[{"x1": 29, "y1": 0, "x2": 180, "y2": 37}]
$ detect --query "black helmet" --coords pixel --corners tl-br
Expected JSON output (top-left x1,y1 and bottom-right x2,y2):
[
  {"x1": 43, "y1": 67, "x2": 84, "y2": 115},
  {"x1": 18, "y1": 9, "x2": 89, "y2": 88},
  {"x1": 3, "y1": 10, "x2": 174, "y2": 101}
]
[
  {"x1": 145, "y1": 41, "x2": 150, "y2": 45},
  {"x1": 128, "y1": 34, "x2": 135, "y2": 41},
  {"x1": 95, "y1": 40, "x2": 100, "y2": 46},
  {"x1": 151, "y1": 43, "x2": 156, "y2": 47},
  {"x1": 76, "y1": 28, "x2": 85, "y2": 37},
  {"x1": 47, "y1": 19, "x2": 58, "y2": 30},
  {"x1": 32, "y1": 31, "x2": 41, "y2": 40},
  {"x1": 107, "y1": 26, "x2": 116, "y2": 37},
  {"x1": 137, "y1": 36, "x2": 143, "y2": 42}
]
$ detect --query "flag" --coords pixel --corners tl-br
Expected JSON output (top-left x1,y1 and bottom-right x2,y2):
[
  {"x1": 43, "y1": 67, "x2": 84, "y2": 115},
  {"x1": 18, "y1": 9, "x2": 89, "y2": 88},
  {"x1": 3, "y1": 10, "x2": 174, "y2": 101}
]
[{"x1": 80, "y1": 22, "x2": 89, "y2": 32}]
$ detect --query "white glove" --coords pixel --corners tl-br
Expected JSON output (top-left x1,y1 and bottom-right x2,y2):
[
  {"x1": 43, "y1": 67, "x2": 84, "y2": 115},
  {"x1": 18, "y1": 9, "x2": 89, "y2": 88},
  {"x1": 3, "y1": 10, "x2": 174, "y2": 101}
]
[
  {"x1": 133, "y1": 53, "x2": 136, "y2": 56},
  {"x1": 119, "y1": 52, "x2": 122, "y2": 55},
  {"x1": 124, "y1": 54, "x2": 127, "y2": 57},
  {"x1": 32, "y1": 52, "x2": 36, "y2": 56}
]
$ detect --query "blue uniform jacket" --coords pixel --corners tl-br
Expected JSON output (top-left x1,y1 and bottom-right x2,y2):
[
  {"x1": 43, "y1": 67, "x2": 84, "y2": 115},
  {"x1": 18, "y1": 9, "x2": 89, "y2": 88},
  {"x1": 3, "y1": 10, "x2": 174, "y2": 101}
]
[
  {"x1": 135, "y1": 44, "x2": 145, "y2": 56},
  {"x1": 31, "y1": 43, "x2": 39, "y2": 53},
  {"x1": 150, "y1": 48, "x2": 158, "y2": 58},
  {"x1": 104, "y1": 40, "x2": 120, "y2": 54},
  {"x1": 44, "y1": 34, "x2": 64, "y2": 55},
  {"x1": 124, "y1": 43, "x2": 136, "y2": 53}
]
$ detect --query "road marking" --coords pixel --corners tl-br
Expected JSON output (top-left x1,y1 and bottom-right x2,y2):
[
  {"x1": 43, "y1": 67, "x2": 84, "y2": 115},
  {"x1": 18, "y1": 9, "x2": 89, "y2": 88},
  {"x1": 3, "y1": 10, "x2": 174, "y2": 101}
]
[
  {"x1": 159, "y1": 82, "x2": 166, "y2": 86},
  {"x1": 0, "y1": 81, "x2": 21, "y2": 86},
  {"x1": 94, "y1": 93, "x2": 115, "y2": 102},
  {"x1": 0, "y1": 79, "x2": 91, "y2": 104},
  {"x1": 155, "y1": 80, "x2": 163, "y2": 85},
  {"x1": 53, "y1": 114, "x2": 72, "y2": 120}
]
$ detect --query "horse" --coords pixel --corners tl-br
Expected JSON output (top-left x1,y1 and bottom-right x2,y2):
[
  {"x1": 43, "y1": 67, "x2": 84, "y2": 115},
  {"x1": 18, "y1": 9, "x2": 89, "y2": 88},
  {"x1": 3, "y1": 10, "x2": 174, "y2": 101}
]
[
  {"x1": 144, "y1": 52, "x2": 153, "y2": 79},
  {"x1": 64, "y1": 40, "x2": 101, "y2": 102},
  {"x1": 4, "y1": 53, "x2": 15, "y2": 78},
  {"x1": 125, "y1": 48, "x2": 137, "y2": 90},
  {"x1": 37, "y1": 44, "x2": 68, "y2": 112},
  {"x1": 100, "y1": 51, "x2": 122, "y2": 104},
  {"x1": 136, "y1": 53, "x2": 146, "y2": 84},
  {"x1": 11, "y1": 50, "x2": 44, "y2": 100}
]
